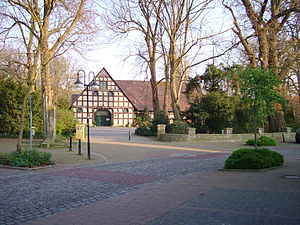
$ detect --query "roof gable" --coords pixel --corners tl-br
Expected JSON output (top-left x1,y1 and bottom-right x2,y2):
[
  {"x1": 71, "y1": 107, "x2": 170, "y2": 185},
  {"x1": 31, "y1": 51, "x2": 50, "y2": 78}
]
[
  {"x1": 71, "y1": 67, "x2": 189, "y2": 112},
  {"x1": 115, "y1": 80, "x2": 189, "y2": 111}
]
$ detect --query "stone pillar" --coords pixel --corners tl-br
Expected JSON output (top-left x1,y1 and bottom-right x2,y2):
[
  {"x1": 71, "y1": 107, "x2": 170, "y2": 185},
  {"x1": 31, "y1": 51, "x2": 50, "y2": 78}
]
[
  {"x1": 187, "y1": 128, "x2": 196, "y2": 141},
  {"x1": 257, "y1": 128, "x2": 264, "y2": 136},
  {"x1": 286, "y1": 127, "x2": 292, "y2": 135},
  {"x1": 224, "y1": 128, "x2": 233, "y2": 135},
  {"x1": 157, "y1": 124, "x2": 166, "y2": 139}
]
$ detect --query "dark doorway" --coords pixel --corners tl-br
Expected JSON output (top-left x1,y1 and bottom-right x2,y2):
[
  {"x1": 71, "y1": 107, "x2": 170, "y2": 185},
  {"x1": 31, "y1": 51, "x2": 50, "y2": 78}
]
[{"x1": 95, "y1": 110, "x2": 111, "y2": 126}]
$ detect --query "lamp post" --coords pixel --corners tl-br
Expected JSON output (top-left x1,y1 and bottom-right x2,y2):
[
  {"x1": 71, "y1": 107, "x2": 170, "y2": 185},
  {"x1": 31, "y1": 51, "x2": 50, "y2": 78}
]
[{"x1": 74, "y1": 70, "x2": 98, "y2": 160}]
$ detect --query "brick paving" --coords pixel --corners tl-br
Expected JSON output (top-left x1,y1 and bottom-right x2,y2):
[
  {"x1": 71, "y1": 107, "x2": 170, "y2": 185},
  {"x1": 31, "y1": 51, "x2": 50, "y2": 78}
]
[
  {"x1": 50, "y1": 168, "x2": 159, "y2": 186},
  {"x1": 0, "y1": 152, "x2": 227, "y2": 225},
  {"x1": 1, "y1": 127, "x2": 299, "y2": 225},
  {"x1": 18, "y1": 158, "x2": 300, "y2": 225}
]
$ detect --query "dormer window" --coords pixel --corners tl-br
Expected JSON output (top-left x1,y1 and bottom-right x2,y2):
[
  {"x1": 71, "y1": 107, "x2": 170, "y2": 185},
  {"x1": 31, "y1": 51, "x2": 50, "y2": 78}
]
[{"x1": 99, "y1": 81, "x2": 107, "y2": 90}]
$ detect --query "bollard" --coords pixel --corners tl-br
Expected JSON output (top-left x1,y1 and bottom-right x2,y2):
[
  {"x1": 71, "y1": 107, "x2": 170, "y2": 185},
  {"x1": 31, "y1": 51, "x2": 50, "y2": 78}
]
[
  {"x1": 282, "y1": 133, "x2": 285, "y2": 143},
  {"x1": 69, "y1": 136, "x2": 73, "y2": 151},
  {"x1": 129, "y1": 130, "x2": 131, "y2": 141},
  {"x1": 78, "y1": 139, "x2": 82, "y2": 155}
]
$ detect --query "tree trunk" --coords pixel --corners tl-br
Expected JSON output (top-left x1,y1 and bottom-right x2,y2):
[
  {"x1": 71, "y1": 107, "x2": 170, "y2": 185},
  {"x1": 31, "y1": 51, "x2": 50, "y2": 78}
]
[
  {"x1": 149, "y1": 61, "x2": 160, "y2": 114},
  {"x1": 40, "y1": 10, "x2": 56, "y2": 145},
  {"x1": 170, "y1": 70, "x2": 181, "y2": 120},
  {"x1": 234, "y1": 0, "x2": 290, "y2": 131},
  {"x1": 16, "y1": 17, "x2": 39, "y2": 151},
  {"x1": 41, "y1": 58, "x2": 56, "y2": 144},
  {"x1": 163, "y1": 69, "x2": 170, "y2": 113},
  {"x1": 17, "y1": 88, "x2": 32, "y2": 151},
  {"x1": 268, "y1": 108, "x2": 286, "y2": 132}
]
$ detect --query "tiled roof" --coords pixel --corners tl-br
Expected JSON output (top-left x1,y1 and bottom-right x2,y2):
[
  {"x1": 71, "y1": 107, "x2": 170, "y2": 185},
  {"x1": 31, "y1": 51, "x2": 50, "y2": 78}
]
[
  {"x1": 115, "y1": 80, "x2": 189, "y2": 112},
  {"x1": 71, "y1": 94, "x2": 79, "y2": 103},
  {"x1": 70, "y1": 68, "x2": 190, "y2": 112}
]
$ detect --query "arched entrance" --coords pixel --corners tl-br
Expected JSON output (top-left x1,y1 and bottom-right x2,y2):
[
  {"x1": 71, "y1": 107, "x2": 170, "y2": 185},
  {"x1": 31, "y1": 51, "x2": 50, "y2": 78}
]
[{"x1": 94, "y1": 110, "x2": 111, "y2": 126}]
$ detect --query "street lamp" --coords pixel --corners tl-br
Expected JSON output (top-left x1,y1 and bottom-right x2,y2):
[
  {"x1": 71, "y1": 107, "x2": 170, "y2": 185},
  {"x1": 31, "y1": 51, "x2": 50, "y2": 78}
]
[{"x1": 74, "y1": 70, "x2": 98, "y2": 160}]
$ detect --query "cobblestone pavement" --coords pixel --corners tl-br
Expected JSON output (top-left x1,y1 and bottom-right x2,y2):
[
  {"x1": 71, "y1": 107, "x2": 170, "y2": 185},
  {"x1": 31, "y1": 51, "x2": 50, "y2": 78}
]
[
  {"x1": 149, "y1": 187, "x2": 300, "y2": 225},
  {"x1": 0, "y1": 152, "x2": 227, "y2": 225},
  {"x1": 19, "y1": 157, "x2": 300, "y2": 225},
  {"x1": 1, "y1": 127, "x2": 299, "y2": 225}
]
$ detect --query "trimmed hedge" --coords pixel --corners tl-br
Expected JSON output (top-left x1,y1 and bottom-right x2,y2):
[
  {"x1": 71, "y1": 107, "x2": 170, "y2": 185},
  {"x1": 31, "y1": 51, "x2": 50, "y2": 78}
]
[
  {"x1": 224, "y1": 148, "x2": 284, "y2": 170},
  {"x1": 135, "y1": 127, "x2": 156, "y2": 136},
  {"x1": 0, "y1": 150, "x2": 53, "y2": 168},
  {"x1": 246, "y1": 136, "x2": 277, "y2": 146},
  {"x1": 166, "y1": 120, "x2": 189, "y2": 134}
]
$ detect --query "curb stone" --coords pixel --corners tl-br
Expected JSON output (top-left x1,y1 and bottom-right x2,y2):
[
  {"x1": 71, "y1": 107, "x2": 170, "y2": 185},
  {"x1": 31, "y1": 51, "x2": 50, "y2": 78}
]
[{"x1": 219, "y1": 164, "x2": 286, "y2": 172}]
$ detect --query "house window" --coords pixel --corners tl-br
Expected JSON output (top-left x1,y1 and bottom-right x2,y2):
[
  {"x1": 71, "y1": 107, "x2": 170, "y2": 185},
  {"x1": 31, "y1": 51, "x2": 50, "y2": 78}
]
[
  {"x1": 99, "y1": 81, "x2": 108, "y2": 90},
  {"x1": 77, "y1": 107, "x2": 83, "y2": 113},
  {"x1": 123, "y1": 108, "x2": 129, "y2": 113},
  {"x1": 93, "y1": 91, "x2": 99, "y2": 95},
  {"x1": 108, "y1": 91, "x2": 114, "y2": 96}
]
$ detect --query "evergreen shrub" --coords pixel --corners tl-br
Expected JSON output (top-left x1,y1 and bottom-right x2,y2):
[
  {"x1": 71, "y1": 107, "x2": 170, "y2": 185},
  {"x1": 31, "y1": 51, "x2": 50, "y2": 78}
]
[
  {"x1": 150, "y1": 111, "x2": 169, "y2": 133},
  {"x1": 56, "y1": 109, "x2": 77, "y2": 138},
  {"x1": 246, "y1": 136, "x2": 277, "y2": 146},
  {"x1": 134, "y1": 127, "x2": 155, "y2": 136},
  {"x1": 224, "y1": 148, "x2": 283, "y2": 170},
  {"x1": 166, "y1": 120, "x2": 189, "y2": 134},
  {"x1": 0, "y1": 150, "x2": 53, "y2": 167}
]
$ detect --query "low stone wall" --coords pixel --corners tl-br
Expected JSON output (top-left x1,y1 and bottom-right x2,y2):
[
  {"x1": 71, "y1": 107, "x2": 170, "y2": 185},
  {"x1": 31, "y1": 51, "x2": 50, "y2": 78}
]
[
  {"x1": 159, "y1": 134, "x2": 190, "y2": 142},
  {"x1": 195, "y1": 133, "x2": 295, "y2": 142},
  {"x1": 194, "y1": 133, "x2": 253, "y2": 142},
  {"x1": 157, "y1": 125, "x2": 295, "y2": 142},
  {"x1": 159, "y1": 132, "x2": 295, "y2": 142}
]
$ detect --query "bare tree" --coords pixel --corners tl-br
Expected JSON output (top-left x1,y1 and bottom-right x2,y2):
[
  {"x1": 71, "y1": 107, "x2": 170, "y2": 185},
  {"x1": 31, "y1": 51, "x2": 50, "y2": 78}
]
[
  {"x1": 104, "y1": 0, "x2": 164, "y2": 114},
  {"x1": 50, "y1": 56, "x2": 78, "y2": 109},
  {"x1": 281, "y1": 13, "x2": 300, "y2": 98},
  {"x1": 1, "y1": 0, "x2": 95, "y2": 146},
  {"x1": 159, "y1": 0, "x2": 229, "y2": 120},
  {"x1": 223, "y1": 0, "x2": 300, "y2": 131},
  {"x1": 0, "y1": 6, "x2": 40, "y2": 150}
]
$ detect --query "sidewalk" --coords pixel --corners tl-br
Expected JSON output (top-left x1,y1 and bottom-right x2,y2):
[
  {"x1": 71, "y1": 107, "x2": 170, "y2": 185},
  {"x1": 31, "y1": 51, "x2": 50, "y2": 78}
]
[
  {"x1": 1, "y1": 129, "x2": 299, "y2": 225},
  {"x1": 22, "y1": 158, "x2": 300, "y2": 225}
]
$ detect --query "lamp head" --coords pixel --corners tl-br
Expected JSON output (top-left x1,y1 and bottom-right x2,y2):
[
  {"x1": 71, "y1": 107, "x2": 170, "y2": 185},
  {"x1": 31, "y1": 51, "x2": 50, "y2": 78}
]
[
  {"x1": 74, "y1": 78, "x2": 84, "y2": 88},
  {"x1": 90, "y1": 79, "x2": 98, "y2": 90}
]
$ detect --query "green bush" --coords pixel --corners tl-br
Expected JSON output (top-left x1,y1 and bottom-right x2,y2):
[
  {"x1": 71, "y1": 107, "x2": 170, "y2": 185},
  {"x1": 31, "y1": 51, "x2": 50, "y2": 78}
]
[
  {"x1": 0, "y1": 130, "x2": 44, "y2": 139},
  {"x1": 224, "y1": 148, "x2": 283, "y2": 170},
  {"x1": 0, "y1": 133, "x2": 19, "y2": 138},
  {"x1": 166, "y1": 120, "x2": 189, "y2": 134},
  {"x1": 186, "y1": 91, "x2": 238, "y2": 133},
  {"x1": 0, "y1": 152, "x2": 12, "y2": 165},
  {"x1": 150, "y1": 111, "x2": 169, "y2": 133},
  {"x1": 0, "y1": 79, "x2": 43, "y2": 134},
  {"x1": 135, "y1": 117, "x2": 152, "y2": 128},
  {"x1": 246, "y1": 136, "x2": 277, "y2": 146},
  {"x1": 0, "y1": 150, "x2": 53, "y2": 168},
  {"x1": 56, "y1": 109, "x2": 77, "y2": 138},
  {"x1": 135, "y1": 127, "x2": 155, "y2": 136}
]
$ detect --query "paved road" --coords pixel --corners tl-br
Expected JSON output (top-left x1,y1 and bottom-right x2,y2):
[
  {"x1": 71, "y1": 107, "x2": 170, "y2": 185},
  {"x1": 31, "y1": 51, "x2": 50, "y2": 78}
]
[
  {"x1": 88, "y1": 127, "x2": 247, "y2": 163},
  {"x1": 1, "y1": 127, "x2": 300, "y2": 225}
]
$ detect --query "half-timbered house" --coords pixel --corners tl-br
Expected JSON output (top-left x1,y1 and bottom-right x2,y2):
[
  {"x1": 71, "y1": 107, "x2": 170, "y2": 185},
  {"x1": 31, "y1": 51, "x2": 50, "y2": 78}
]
[{"x1": 70, "y1": 68, "x2": 189, "y2": 126}]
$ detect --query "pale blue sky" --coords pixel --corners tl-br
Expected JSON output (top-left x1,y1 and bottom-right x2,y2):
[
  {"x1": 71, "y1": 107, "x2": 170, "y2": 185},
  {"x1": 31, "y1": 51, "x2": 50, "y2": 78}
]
[{"x1": 78, "y1": 1, "x2": 233, "y2": 81}]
